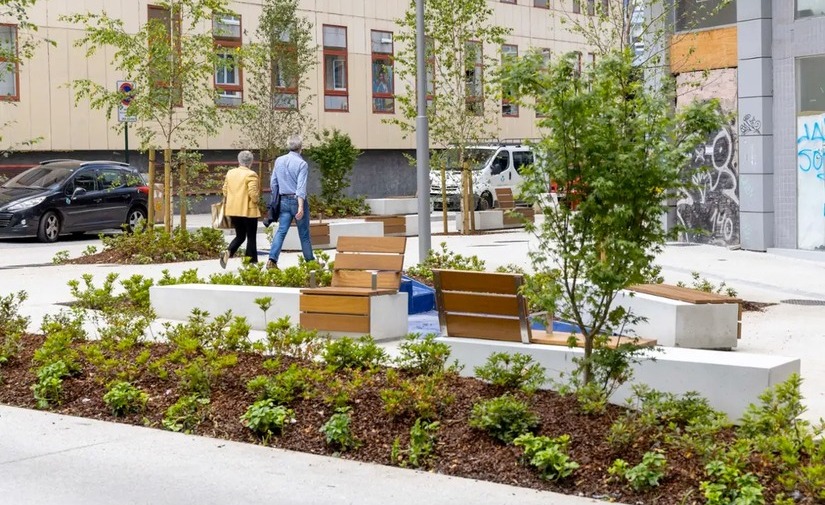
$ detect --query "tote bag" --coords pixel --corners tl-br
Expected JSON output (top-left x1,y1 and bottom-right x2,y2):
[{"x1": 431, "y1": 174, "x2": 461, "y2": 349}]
[{"x1": 211, "y1": 198, "x2": 231, "y2": 229}]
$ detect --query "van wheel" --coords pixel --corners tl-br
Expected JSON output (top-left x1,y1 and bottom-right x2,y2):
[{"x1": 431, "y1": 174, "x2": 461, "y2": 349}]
[
  {"x1": 37, "y1": 211, "x2": 61, "y2": 243},
  {"x1": 477, "y1": 192, "x2": 493, "y2": 211}
]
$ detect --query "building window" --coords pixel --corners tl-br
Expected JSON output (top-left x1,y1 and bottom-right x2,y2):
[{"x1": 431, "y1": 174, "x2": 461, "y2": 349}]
[
  {"x1": 213, "y1": 14, "x2": 242, "y2": 107},
  {"x1": 0, "y1": 24, "x2": 18, "y2": 101},
  {"x1": 588, "y1": 52, "x2": 596, "y2": 68},
  {"x1": 148, "y1": 4, "x2": 182, "y2": 106},
  {"x1": 573, "y1": 51, "x2": 582, "y2": 75},
  {"x1": 502, "y1": 44, "x2": 518, "y2": 117},
  {"x1": 798, "y1": 55, "x2": 825, "y2": 115},
  {"x1": 273, "y1": 30, "x2": 298, "y2": 110},
  {"x1": 534, "y1": 0, "x2": 549, "y2": 7},
  {"x1": 675, "y1": 0, "x2": 737, "y2": 32},
  {"x1": 371, "y1": 30, "x2": 394, "y2": 114},
  {"x1": 573, "y1": 0, "x2": 581, "y2": 14},
  {"x1": 465, "y1": 41, "x2": 483, "y2": 116},
  {"x1": 501, "y1": 0, "x2": 517, "y2": 3},
  {"x1": 323, "y1": 25, "x2": 348, "y2": 112},
  {"x1": 797, "y1": 0, "x2": 825, "y2": 18},
  {"x1": 587, "y1": 0, "x2": 595, "y2": 15}
]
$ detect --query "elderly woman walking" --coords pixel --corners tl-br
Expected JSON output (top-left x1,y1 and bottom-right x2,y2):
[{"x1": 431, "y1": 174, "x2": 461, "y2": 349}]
[{"x1": 220, "y1": 150, "x2": 261, "y2": 268}]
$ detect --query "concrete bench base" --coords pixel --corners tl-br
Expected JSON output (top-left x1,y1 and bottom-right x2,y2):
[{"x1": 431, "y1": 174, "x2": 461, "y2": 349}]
[
  {"x1": 300, "y1": 292, "x2": 409, "y2": 341},
  {"x1": 614, "y1": 290, "x2": 739, "y2": 349},
  {"x1": 438, "y1": 336, "x2": 800, "y2": 420},
  {"x1": 365, "y1": 197, "x2": 418, "y2": 216},
  {"x1": 280, "y1": 220, "x2": 384, "y2": 251},
  {"x1": 150, "y1": 284, "x2": 408, "y2": 341},
  {"x1": 455, "y1": 210, "x2": 528, "y2": 232},
  {"x1": 363, "y1": 215, "x2": 418, "y2": 236}
]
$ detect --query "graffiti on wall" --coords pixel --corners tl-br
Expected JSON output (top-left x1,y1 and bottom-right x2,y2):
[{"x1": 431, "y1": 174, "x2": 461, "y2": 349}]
[
  {"x1": 797, "y1": 113, "x2": 825, "y2": 250},
  {"x1": 676, "y1": 114, "x2": 740, "y2": 245}
]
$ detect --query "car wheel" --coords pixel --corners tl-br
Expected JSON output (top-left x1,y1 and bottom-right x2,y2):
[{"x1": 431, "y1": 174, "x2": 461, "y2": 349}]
[
  {"x1": 477, "y1": 192, "x2": 493, "y2": 211},
  {"x1": 37, "y1": 211, "x2": 61, "y2": 243},
  {"x1": 126, "y1": 206, "x2": 147, "y2": 233}
]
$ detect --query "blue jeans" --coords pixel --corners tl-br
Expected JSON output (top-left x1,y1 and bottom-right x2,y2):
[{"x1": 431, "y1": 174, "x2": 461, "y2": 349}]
[{"x1": 268, "y1": 196, "x2": 315, "y2": 264}]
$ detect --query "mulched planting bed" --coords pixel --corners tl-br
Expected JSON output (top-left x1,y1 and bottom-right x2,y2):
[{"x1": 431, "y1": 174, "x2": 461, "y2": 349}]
[{"x1": 0, "y1": 334, "x2": 790, "y2": 504}]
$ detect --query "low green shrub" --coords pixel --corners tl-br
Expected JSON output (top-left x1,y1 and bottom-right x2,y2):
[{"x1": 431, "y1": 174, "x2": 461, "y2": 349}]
[
  {"x1": 395, "y1": 333, "x2": 455, "y2": 376},
  {"x1": 676, "y1": 271, "x2": 738, "y2": 298},
  {"x1": 0, "y1": 291, "x2": 29, "y2": 366},
  {"x1": 320, "y1": 407, "x2": 360, "y2": 451},
  {"x1": 700, "y1": 454, "x2": 764, "y2": 505},
  {"x1": 163, "y1": 394, "x2": 210, "y2": 433},
  {"x1": 208, "y1": 252, "x2": 334, "y2": 289},
  {"x1": 321, "y1": 335, "x2": 387, "y2": 371},
  {"x1": 308, "y1": 194, "x2": 371, "y2": 218},
  {"x1": 35, "y1": 311, "x2": 86, "y2": 374},
  {"x1": 407, "y1": 418, "x2": 439, "y2": 468},
  {"x1": 608, "y1": 451, "x2": 667, "y2": 491},
  {"x1": 405, "y1": 242, "x2": 485, "y2": 284},
  {"x1": 103, "y1": 381, "x2": 149, "y2": 416},
  {"x1": 99, "y1": 224, "x2": 226, "y2": 264},
  {"x1": 241, "y1": 399, "x2": 294, "y2": 439},
  {"x1": 265, "y1": 317, "x2": 327, "y2": 360},
  {"x1": 380, "y1": 370, "x2": 453, "y2": 420},
  {"x1": 513, "y1": 433, "x2": 580, "y2": 481},
  {"x1": 246, "y1": 364, "x2": 315, "y2": 405},
  {"x1": 32, "y1": 360, "x2": 70, "y2": 409},
  {"x1": 474, "y1": 352, "x2": 546, "y2": 393},
  {"x1": 176, "y1": 354, "x2": 238, "y2": 396},
  {"x1": 469, "y1": 394, "x2": 539, "y2": 444}
]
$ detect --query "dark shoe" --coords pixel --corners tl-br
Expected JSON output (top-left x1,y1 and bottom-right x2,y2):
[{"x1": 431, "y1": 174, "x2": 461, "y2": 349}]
[
  {"x1": 219, "y1": 250, "x2": 229, "y2": 269},
  {"x1": 265, "y1": 259, "x2": 278, "y2": 270},
  {"x1": 262, "y1": 218, "x2": 272, "y2": 228}
]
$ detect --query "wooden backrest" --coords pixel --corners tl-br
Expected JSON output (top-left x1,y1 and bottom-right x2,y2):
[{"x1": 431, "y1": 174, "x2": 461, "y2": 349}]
[
  {"x1": 495, "y1": 187, "x2": 515, "y2": 209},
  {"x1": 433, "y1": 269, "x2": 531, "y2": 343},
  {"x1": 331, "y1": 236, "x2": 407, "y2": 290}
]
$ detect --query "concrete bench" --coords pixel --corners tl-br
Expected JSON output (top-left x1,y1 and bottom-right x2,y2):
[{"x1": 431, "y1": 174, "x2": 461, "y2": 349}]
[
  {"x1": 363, "y1": 214, "x2": 418, "y2": 236},
  {"x1": 364, "y1": 197, "x2": 418, "y2": 216},
  {"x1": 438, "y1": 336, "x2": 800, "y2": 421},
  {"x1": 150, "y1": 284, "x2": 301, "y2": 330},
  {"x1": 615, "y1": 284, "x2": 742, "y2": 350}
]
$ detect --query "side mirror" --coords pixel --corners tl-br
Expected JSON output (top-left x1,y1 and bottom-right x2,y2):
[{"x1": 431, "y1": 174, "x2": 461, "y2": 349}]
[{"x1": 72, "y1": 187, "x2": 87, "y2": 200}]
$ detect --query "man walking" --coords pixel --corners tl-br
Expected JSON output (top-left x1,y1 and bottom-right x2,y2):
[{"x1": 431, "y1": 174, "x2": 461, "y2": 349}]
[{"x1": 266, "y1": 134, "x2": 315, "y2": 269}]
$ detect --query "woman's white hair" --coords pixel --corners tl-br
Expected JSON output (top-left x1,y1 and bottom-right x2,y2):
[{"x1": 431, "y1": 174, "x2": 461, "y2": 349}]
[
  {"x1": 237, "y1": 150, "x2": 254, "y2": 167},
  {"x1": 287, "y1": 135, "x2": 303, "y2": 152}
]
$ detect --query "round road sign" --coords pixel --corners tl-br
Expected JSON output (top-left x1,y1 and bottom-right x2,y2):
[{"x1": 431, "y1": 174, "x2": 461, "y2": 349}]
[{"x1": 119, "y1": 81, "x2": 134, "y2": 107}]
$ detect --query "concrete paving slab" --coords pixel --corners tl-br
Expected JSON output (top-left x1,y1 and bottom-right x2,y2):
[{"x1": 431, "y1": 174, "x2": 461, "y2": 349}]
[{"x1": 0, "y1": 405, "x2": 606, "y2": 505}]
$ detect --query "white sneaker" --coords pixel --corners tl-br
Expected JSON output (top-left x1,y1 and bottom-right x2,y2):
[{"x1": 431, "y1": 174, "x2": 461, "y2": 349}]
[{"x1": 219, "y1": 250, "x2": 229, "y2": 269}]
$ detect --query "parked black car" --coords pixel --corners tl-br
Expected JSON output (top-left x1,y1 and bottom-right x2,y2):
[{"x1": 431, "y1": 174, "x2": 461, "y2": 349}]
[{"x1": 0, "y1": 159, "x2": 149, "y2": 243}]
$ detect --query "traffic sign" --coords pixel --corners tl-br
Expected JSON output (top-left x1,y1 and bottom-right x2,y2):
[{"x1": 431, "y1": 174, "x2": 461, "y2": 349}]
[{"x1": 116, "y1": 80, "x2": 137, "y2": 123}]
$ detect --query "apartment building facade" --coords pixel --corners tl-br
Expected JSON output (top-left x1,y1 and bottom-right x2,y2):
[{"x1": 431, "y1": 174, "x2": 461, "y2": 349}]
[{"x1": 0, "y1": 0, "x2": 597, "y2": 197}]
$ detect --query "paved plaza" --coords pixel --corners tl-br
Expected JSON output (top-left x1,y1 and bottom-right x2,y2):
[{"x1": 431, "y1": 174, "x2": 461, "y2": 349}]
[{"x1": 1, "y1": 212, "x2": 824, "y2": 504}]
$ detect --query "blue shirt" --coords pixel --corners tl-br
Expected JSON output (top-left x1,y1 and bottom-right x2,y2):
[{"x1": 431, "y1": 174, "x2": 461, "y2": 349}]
[{"x1": 271, "y1": 151, "x2": 308, "y2": 199}]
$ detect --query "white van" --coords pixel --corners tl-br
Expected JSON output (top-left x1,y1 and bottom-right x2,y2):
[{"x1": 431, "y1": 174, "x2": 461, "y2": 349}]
[{"x1": 429, "y1": 141, "x2": 535, "y2": 211}]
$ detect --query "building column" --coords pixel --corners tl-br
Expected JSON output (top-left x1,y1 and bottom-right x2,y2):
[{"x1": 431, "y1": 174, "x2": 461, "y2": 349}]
[{"x1": 737, "y1": 0, "x2": 774, "y2": 251}]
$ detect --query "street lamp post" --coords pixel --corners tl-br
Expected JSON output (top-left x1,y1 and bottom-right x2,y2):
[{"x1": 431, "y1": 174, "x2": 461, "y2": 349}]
[{"x1": 415, "y1": 0, "x2": 432, "y2": 261}]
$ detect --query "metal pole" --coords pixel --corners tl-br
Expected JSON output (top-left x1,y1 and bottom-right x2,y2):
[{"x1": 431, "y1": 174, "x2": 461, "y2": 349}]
[
  {"x1": 415, "y1": 0, "x2": 432, "y2": 261},
  {"x1": 124, "y1": 123, "x2": 130, "y2": 165}
]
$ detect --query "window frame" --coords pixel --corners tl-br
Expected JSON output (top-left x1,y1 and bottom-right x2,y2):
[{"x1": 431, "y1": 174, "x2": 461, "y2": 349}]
[
  {"x1": 0, "y1": 23, "x2": 19, "y2": 102},
  {"x1": 322, "y1": 24, "x2": 349, "y2": 113},
  {"x1": 501, "y1": 44, "x2": 519, "y2": 118},
  {"x1": 534, "y1": 0, "x2": 550, "y2": 8},
  {"x1": 573, "y1": 0, "x2": 581, "y2": 14},
  {"x1": 272, "y1": 39, "x2": 300, "y2": 111},
  {"x1": 501, "y1": 0, "x2": 517, "y2": 3},
  {"x1": 796, "y1": 0, "x2": 825, "y2": 19},
  {"x1": 147, "y1": 4, "x2": 183, "y2": 107},
  {"x1": 212, "y1": 14, "x2": 243, "y2": 108},
  {"x1": 370, "y1": 29, "x2": 395, "y2": 114}
]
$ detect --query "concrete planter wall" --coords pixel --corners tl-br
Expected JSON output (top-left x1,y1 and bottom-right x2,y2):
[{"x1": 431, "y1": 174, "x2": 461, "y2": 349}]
[{"x1": 365, "y1": 197, "x2": 418, "y2": 216}]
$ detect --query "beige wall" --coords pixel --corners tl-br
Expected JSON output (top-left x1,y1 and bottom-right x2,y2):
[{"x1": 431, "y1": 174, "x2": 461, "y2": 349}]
[{"x1": 0, "y1": 0, "x2": 595, "y2": 152}]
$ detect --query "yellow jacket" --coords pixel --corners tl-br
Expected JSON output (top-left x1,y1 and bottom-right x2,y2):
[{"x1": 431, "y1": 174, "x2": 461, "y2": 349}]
[{"x1": 222, "y1": 167, "x2": 261, "y2": 218}]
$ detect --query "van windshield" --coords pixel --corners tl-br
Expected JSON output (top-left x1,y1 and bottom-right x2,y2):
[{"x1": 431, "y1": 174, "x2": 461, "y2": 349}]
[{"x1": 441, "y1": 148, "x2": 495, "y2": 171}]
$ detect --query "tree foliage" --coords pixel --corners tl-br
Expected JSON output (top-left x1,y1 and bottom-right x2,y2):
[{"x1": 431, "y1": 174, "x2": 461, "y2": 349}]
[
  {"x1": 234, "y1": 0, "x2": 316, "y2": 170},
  {"x1": 500, "y1": 48, "x2": 723, "y2": 384},
  {"x1": 391, "y1": 0, "x2": 509, "y2": 233},
  {"x1": 304, "y1": 128, "x2": 361, "y2": 204}
]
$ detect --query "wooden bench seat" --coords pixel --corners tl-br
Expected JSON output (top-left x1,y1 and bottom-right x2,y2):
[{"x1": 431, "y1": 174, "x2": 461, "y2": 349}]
[
  {"x1": 299, "y1": 236, "x2": 409, "y2": 340},
  {"x1": 433, "y1": 269, "x2": 656, "y2": 349}
]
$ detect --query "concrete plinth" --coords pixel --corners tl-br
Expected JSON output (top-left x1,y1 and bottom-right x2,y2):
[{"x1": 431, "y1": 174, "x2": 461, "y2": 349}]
[
  {"x1": 438, "y1": 336, "x2": 800, "y2": 421},
  {"x1": 365, "y1": 197, "x2": 418, "y2": 216}
]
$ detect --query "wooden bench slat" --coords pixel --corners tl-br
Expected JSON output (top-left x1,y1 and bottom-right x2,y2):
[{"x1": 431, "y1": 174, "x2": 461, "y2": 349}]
[
  {"x1": 433, "y1": 269, "x2": 522, "y2": 295},
  {"x1": 337, "y1": 236, "x2": 406, "y2": 254},
  {"x1": 629, "y1": 284, "x2": 742, "y2": 304},
  {"x1": 441, "y1": 291, "x2": 520, "y2": 316},
  {"x1": 334, "y1": 253, "x2": 404, "y2": 272},
  {"x1": 530, "y1": 330, "x2": 657, "y2": 349},
  {"x1": 301, "y1": 287, "x2": 395, "y2": 296},
  {"x1": 300, "y1": 313, "x2": 370, "y2": 333},
  {"x1": 445, "y1": 314, "x2": 523, "y2": 342},
  {"x1": 333, "y1": 270, "x2": 402, "y2": 290},
  {"x1": 300, "y1": 294, "x2": 370, "y2": 315}
]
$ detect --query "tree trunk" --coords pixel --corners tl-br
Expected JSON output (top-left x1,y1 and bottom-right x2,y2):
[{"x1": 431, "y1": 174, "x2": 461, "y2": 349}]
[
  {"x1": 147, "y1": 148, "x2": 156, "y2": 230},
  {"x1": 468, "y1": 166, "x2": 475, "y2": 232},
  {"x1": 164, "y1": 148, "x2": 172, "y2": 232},
  {"x1": 179, "y1": 153, "x2": 187, "y2": 231},
  {"x1": 440, "y1": 163, "x2": 448, "y2": 234}
]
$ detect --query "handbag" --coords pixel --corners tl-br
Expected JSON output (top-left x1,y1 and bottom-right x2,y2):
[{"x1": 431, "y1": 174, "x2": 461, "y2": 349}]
[
  {"x1": 211, "y1": 198, "x2": 232, "y2": 229},
  {"x1": 268, "y1": 192, "x2": 281, "y2": 223}
]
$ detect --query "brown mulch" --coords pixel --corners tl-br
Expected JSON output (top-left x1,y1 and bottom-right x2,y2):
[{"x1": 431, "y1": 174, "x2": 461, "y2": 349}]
[
  {"x1": 742, "y1": 300, "x2": 776, "y2": 312},
  {"x1": 0, "y1": 334, "x2": 791, "y2": 504}
]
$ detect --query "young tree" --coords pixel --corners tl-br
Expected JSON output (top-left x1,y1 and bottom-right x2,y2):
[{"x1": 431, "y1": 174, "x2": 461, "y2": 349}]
[
  {"x1": 63, "y1": 0, "x2": 233, "y2": 231},
  {"x1": 392, "y1": 0, "x2": 509, "y2": 234},
  {"x1": 233, "y1": 0, "x2": 316, "y2": 180},
  {"x1": 500, "y1": 48, "x2": 722, "y2": 386}
]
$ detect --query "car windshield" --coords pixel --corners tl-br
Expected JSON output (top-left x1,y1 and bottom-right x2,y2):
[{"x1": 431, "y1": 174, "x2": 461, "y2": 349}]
[
  {"x1": 441, "y1": 148, "x2": 495, "y2": 171},
  {"x1": 2, "y1": 166, "x2": 74, "y2": 189}
]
